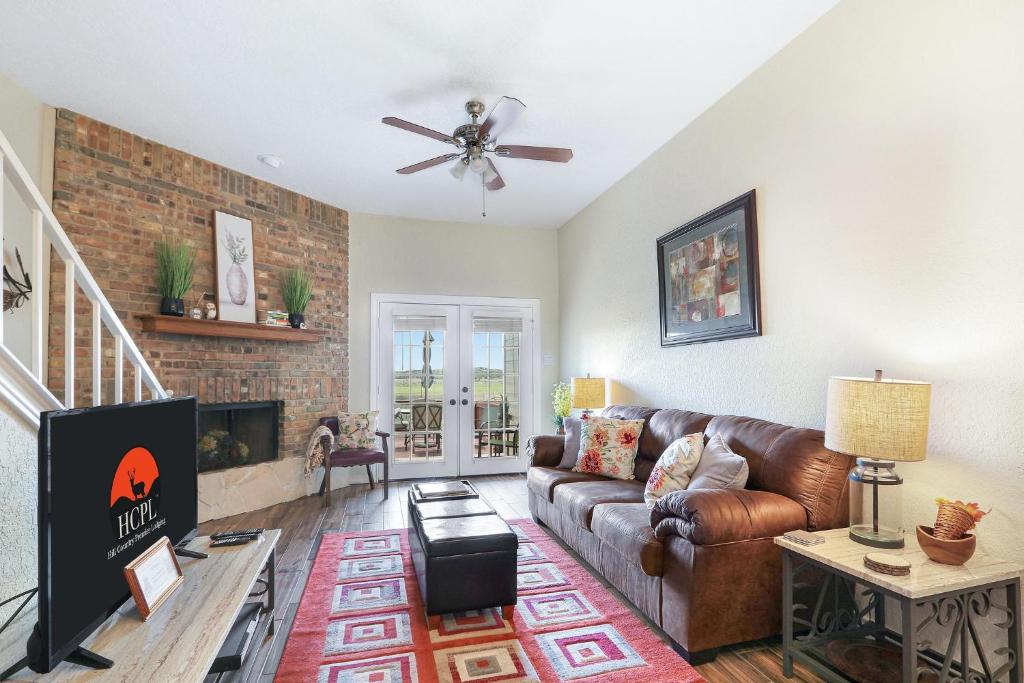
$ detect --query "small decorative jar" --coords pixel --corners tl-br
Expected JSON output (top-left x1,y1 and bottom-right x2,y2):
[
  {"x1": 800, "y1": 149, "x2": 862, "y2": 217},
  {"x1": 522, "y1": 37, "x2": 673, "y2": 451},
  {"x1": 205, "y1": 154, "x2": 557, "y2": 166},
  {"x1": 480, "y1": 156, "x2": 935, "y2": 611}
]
[{"x1": 190, "y1": 306, "x2": 203, "y2": 319}]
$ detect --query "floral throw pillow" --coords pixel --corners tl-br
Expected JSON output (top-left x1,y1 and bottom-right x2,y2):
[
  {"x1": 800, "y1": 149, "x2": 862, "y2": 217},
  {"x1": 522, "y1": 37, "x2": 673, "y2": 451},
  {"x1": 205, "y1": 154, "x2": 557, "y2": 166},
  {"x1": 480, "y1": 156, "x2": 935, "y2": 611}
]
[
  {"x1": 573, "y1": 416, "x2": 645, "y2": 480},
  {"x1": 644, "y1": 433, "x2": 705, "y2": 509},
  {"x1": 336, "y1": 411, "x2": 379, "y2": 449}
]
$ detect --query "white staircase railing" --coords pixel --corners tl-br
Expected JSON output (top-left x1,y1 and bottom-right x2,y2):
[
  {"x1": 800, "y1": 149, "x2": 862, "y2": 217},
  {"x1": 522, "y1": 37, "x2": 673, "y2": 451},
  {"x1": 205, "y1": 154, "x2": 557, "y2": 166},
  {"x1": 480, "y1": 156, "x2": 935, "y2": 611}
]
[{"x1": 0, "y1": 128, "x2": 165, "y2": 428}]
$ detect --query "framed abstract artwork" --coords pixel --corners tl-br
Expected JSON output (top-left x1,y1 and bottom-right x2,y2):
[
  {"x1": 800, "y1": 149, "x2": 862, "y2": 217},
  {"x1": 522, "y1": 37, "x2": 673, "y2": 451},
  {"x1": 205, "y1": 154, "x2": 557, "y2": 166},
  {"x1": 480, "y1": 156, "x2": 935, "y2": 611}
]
[
  {"x1": 214, "y1": 211, "x2": 256, "y2": 323},
  {"x1": 656, "y1": 190, "x2": 761, "y2": 346}
]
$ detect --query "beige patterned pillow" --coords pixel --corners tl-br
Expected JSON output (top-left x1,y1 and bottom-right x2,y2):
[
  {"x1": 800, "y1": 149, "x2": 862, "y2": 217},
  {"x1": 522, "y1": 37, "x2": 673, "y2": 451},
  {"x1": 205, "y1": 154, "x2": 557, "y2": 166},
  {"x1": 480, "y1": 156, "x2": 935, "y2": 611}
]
[
  {"x1": 573, "y1": 416, "x2": 645, "y2": 480},
  {"x1": 644, "y1": 433, "x2": 704, "y2": 508},
  {"x1": 336, "y1": 411, "x2": 379, "y2": 449}
]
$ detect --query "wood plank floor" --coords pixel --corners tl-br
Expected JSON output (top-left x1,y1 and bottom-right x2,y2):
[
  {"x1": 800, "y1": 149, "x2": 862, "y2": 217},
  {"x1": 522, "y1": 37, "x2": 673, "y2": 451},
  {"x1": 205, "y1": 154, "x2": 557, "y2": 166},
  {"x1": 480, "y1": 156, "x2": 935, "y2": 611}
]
[{"x1": 199, "y1": 474, "x2": 824, "y2": 682}]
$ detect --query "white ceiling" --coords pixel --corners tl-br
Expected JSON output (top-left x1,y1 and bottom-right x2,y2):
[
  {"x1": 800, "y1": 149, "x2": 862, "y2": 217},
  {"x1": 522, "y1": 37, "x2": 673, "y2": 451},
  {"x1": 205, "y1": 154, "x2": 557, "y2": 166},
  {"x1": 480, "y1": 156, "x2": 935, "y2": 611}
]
[{"x1": 0, "y1": 1, "x2": 836, "y2": 229}]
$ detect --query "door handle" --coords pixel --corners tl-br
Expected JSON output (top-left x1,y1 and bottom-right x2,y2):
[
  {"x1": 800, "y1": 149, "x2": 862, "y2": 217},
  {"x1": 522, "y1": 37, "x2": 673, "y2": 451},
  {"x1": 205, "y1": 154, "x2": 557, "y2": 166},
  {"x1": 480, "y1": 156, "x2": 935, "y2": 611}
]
[
  {"x1": 461, "y1": 399, "x2": 469, "y2": 406},
  {"x1": 449, "y1": 399, "x2": 456, "y2": 406}
]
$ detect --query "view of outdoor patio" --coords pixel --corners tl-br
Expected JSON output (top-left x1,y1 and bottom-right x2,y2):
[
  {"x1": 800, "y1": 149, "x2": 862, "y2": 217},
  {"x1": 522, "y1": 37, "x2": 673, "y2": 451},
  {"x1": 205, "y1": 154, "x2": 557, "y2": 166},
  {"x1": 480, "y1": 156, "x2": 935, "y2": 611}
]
[{"x1": 392, "y1": 316, "x2": 520, "y2": 463}]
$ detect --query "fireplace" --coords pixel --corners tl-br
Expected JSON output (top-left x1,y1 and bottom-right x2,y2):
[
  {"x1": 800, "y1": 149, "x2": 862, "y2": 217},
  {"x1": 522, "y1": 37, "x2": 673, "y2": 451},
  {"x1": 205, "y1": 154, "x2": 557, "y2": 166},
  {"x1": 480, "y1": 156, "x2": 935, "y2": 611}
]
[{"x1": 198, "y1": 401, "x2": 281, "y2": 473}]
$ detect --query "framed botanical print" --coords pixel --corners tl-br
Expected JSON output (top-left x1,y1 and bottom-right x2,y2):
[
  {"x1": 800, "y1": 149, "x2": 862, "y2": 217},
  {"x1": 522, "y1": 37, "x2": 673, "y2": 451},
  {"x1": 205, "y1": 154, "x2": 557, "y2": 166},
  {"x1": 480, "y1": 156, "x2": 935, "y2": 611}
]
[
  {"x1": 214, "y1": 211, "x2": 256, "y2": 323},
  {"x1": 657, "y1": 190, "x2": 761, "y2": 346}
]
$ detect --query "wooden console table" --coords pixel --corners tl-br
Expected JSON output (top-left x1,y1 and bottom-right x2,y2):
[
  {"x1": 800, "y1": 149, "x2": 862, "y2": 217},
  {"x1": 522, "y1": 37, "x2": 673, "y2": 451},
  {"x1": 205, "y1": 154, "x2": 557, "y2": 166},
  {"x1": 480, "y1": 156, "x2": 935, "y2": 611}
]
[
  {"x1": 777, "y1": 528, "x2": 1023, "y2": 682},
  {"x1": 0, "y1": 531, "x2": 279, "y2": 682}
]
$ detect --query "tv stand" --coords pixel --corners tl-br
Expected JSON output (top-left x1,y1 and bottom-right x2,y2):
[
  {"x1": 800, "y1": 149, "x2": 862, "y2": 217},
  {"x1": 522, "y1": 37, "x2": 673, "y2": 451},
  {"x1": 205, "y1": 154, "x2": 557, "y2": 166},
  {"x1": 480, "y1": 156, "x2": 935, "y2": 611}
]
[
  {"x1": 63, "y1": 646, "x2": 113, "y2": 670},
  {"x1": 0, "y1": 531, "x2": 279, "y2": 681}
]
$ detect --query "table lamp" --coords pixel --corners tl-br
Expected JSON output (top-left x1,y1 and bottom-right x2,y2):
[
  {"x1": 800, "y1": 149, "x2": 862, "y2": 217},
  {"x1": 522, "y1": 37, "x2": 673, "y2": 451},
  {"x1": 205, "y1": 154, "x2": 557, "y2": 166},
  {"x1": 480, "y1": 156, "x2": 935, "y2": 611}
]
[
  {"x1": 571, "y1": 375, "x2": 606, "y2": 417},
  {"x1": 825, "y1": 370, "x2": 931, "y2": 549}
]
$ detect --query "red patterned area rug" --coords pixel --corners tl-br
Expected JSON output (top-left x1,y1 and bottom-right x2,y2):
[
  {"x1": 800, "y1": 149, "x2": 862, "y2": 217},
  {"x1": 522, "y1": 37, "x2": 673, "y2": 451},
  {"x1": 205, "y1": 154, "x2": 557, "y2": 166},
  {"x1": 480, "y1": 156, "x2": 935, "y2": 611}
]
[{"x1": 276, "y1": 518, "x2": 703, "y2": 682}]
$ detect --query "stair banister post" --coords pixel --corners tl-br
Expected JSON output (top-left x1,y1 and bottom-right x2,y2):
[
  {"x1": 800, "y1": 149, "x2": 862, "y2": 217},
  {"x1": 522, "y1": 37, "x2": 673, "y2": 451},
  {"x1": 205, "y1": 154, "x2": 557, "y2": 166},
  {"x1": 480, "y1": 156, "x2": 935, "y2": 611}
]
[
  {"x1": 114, "y1": 336, "x2": 123, "y2": 405},
  {"x1": 32, "y1": 208, "x2": 44, "y2": 381},
  {"x1": 0, "y1": 150, "x2": 5, "y2": 345},
  {"x1": 91, "y1": 298, "x2": 101, "y2": 406},
  {"x1": 64, "y1": 261, "x2": 74, "y2": 409}
]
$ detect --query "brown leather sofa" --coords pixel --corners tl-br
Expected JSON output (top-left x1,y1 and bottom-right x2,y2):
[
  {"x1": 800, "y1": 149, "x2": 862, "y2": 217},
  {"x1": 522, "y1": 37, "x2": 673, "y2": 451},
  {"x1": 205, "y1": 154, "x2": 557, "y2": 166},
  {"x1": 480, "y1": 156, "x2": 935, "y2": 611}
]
[{"x1": 526, "y1": 405, "x2": 853, "y2": 664}]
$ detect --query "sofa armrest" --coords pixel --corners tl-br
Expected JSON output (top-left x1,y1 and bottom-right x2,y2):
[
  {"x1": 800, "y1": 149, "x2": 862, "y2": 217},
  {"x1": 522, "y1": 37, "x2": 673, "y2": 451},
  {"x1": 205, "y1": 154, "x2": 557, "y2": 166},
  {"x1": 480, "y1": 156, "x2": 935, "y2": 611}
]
[
  {"x1": 526, "y1": 435, "x2": 566, "y2": 468},
  {"x1": 650, "y1": 488, "x2": 808, "y2": 546}
]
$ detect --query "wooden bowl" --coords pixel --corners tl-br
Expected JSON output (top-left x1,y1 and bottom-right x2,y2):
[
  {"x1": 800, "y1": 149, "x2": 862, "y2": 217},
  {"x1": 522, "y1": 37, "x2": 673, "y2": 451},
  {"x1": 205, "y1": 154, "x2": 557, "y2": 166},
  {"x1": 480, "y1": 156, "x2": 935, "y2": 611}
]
[{"x1": 916, "y1": 525, "x2": 976, "y2": 565}]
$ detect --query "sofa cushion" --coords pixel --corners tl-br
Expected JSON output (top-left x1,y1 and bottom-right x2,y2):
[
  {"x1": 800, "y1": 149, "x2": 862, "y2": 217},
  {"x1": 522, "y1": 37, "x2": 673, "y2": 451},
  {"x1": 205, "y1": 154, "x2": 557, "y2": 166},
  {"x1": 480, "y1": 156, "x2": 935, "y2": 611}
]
[
  {"x1": 526, "y1": 466, "x2": 607, "y2": 503},
  {"x1": 556, "y1": 417, "x2": 582, "y2": 468},
  {"x1": 637, "y1": 408, "x2": 715, "y2": 480},
  {"x1": 644, "y1": 433, "x2": 704, "y2": 509},
  {"x1": 553, "y1": 480, "x2": 645, "y2": 530},
  {"x1": 573, "y1": 416, "x2": 645, "y2": 480},
  {"x1": 704, "y1": 415, "x2": 853, "y2": 530},
  {"x1": 688, "y1": 433, "x2": 749, "y2": 490},
  {"x1": 592, "y1": 503, "x2": 665, "y2": 576}
]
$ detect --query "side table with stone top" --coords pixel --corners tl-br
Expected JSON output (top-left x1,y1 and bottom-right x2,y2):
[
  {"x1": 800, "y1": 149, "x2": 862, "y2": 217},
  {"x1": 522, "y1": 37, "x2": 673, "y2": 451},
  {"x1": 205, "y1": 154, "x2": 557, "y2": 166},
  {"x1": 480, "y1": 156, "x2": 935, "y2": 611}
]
[{"x1": 776, "y1": 528, "x2": 1023, "y2": 683}]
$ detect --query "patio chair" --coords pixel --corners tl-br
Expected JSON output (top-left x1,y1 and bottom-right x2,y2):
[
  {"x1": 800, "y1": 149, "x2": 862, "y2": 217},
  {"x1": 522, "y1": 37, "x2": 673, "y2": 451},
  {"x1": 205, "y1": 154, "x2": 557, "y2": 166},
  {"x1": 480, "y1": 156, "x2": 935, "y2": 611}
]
[{"x1": 404, "y1": 403, "x2": 442, "y2": 450}]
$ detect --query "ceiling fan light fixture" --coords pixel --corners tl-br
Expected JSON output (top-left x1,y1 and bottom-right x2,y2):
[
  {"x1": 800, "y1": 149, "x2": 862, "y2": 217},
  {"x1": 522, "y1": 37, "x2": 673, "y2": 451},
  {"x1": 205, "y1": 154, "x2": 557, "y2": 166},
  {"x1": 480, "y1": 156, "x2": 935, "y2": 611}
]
[
  {"x1": 468, "y1": 155, "x2": 487, "y2": 174},
  {"x1": 450, "y1": 158, "x2": 468, "y2": 181}
]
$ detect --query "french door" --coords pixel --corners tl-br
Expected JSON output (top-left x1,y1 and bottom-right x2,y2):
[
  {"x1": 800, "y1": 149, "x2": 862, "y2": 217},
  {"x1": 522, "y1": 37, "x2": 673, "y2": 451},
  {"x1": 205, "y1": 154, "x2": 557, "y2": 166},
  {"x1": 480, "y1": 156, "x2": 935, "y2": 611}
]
[{"x1": 374, "y1": 297, "x2": 536, "y2": 480}]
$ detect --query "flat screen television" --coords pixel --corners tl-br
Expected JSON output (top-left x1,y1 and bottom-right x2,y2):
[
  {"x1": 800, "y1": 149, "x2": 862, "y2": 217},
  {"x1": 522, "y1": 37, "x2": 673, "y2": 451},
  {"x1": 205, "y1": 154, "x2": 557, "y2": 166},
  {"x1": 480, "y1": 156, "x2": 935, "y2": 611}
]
[{"x1": 27, "y1": 396, "x2": 198, "y2": 674}]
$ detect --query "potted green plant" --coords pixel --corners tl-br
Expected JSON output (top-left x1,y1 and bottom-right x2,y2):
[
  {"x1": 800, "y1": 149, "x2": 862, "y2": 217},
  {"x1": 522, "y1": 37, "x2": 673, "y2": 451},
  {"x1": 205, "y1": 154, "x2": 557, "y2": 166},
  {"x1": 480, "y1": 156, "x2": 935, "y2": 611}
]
[
  {"x1": 552, "y1": 381, "x2": 571, "y2": 434},
  {"x1": 281, "y1": 267, "x2": 312, "y2": 328},
  {"x1": 155, "y1": 239, "x2": 195, "y2": 316}
]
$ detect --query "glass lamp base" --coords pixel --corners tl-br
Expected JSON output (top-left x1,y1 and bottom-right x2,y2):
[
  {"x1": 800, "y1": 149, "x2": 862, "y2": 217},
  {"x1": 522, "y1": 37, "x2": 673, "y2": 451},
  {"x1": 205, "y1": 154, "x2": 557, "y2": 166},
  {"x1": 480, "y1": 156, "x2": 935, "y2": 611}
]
[{"x1": 849, "y1": 524, "x2": 904, "y2": 549}]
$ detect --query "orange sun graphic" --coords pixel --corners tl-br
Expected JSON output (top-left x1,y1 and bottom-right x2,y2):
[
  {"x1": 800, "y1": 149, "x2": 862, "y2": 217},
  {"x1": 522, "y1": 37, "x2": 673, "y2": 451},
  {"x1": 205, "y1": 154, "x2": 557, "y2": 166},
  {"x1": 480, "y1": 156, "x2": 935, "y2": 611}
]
[{"x1": 109, "y1": 446, "x2": 160, "y2": 507}]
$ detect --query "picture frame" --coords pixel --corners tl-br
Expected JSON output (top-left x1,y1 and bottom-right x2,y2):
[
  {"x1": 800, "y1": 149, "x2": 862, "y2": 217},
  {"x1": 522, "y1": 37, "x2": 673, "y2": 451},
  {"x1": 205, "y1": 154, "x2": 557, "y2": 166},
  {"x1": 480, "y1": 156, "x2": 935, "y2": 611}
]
[
  {"x1": 123, "y1": 536, "x2": 184, "y2": 621},
  {"x1": 656, "y1": 190, "x2": 761, "y2": 346},
  {"x1": 214, "y1": 211, "x2": 257, "y2": 323}
]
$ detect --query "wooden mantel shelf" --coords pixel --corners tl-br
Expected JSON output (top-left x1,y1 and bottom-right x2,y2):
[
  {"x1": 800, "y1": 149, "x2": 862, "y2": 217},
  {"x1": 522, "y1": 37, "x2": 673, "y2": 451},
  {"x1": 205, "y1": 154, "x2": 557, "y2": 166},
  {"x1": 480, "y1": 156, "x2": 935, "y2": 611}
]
[{"x1": 137, "y1": 314, "x2": 324, "y2": 342}]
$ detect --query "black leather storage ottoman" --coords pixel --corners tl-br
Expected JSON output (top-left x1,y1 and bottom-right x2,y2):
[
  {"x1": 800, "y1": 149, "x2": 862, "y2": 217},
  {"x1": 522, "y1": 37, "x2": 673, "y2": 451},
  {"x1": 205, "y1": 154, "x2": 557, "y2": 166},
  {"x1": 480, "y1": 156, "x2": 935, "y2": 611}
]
[{"x1": 408, "y1": 482, "x2": 518, "y2": 628}]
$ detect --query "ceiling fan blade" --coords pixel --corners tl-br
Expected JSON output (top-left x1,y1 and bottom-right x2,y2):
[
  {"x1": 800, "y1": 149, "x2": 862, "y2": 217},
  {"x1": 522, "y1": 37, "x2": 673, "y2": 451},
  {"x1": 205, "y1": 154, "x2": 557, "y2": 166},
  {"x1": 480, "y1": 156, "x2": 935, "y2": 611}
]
[
  {"x1": 396, "y1": 153, "x2": 460, "y2": 174},
  {"x1": 382, "y1": 116, "x2": 454, "y2": 144},
  {"x1": 495, "y1": 145, "x2": 573, "y2": 163},
  {"x1": 484, "y1": 158, "x2": 506, "y2": 191},
  {"x1": 478, "y1": 96, "x2": 525, "y2": 142}
]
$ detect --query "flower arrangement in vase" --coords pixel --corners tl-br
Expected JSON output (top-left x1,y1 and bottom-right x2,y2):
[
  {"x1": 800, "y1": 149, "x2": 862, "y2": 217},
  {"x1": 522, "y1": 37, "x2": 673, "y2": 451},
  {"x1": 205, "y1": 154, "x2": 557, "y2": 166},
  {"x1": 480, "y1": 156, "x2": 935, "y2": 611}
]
[
  {"x1": 916, "y1": 498, "x2": 990, "y2": 565},
  {"x1": 552, "y1": 382, "x2": 571, "y2": 434}
]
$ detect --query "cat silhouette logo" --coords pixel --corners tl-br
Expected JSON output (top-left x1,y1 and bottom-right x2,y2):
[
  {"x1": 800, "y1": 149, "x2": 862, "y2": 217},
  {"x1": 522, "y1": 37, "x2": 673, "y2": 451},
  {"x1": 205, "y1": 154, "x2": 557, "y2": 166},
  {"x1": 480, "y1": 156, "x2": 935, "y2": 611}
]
[{"x1": 109, "y1": 446, "x2": 162, "y2": 539}]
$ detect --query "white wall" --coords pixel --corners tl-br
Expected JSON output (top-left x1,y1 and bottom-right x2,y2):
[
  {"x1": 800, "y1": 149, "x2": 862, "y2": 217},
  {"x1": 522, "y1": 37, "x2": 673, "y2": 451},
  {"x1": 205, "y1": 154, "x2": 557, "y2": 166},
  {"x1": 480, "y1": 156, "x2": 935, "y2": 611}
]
[
  {"x1": 0, "y1": 407, "x2": 37, "y2": 623},
  {"x1": 0, "y1": 71, "x2": 54, "y2": 369},
  {"x1": 0, "y1": 72, "x2": 52, "y2": 622},
  {"x1": 349, "y1": 213, "x2": 559, "y2": 482},
  {"x1": 559, "y1": 0, "x2": 1024, "y2": 566}
]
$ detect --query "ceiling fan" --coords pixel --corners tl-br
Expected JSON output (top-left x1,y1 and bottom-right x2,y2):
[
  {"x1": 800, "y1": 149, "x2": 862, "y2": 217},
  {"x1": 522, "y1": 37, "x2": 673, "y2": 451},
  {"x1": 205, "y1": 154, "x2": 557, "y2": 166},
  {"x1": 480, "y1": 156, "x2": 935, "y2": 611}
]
[{"x1": 382, "y1": 97, "x2": 573, "y2": 193}]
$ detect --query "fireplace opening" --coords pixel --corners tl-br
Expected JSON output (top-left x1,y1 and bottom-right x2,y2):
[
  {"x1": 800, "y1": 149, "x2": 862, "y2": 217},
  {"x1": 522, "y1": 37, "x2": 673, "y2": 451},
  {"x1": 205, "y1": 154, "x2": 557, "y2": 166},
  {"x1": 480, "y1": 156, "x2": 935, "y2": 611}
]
[{"x1": 198, "y1": 400, "x2": 280, "y2": 473}]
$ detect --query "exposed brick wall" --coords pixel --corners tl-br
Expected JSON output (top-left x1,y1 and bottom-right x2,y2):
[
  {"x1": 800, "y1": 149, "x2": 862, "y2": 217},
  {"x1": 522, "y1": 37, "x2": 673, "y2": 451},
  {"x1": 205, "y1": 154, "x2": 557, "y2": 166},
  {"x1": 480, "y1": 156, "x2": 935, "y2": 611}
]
[{"x1": 48, "y1": 109, "x2": 349, "y2": 461}]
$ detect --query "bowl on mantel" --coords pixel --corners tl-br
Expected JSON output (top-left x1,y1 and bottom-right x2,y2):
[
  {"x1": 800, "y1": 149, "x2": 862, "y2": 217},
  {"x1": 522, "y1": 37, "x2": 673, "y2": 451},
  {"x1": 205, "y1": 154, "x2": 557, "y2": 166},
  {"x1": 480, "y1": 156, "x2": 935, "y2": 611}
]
[{"x1": 916, "y1": 525, "x2": 976, "y2": 565}]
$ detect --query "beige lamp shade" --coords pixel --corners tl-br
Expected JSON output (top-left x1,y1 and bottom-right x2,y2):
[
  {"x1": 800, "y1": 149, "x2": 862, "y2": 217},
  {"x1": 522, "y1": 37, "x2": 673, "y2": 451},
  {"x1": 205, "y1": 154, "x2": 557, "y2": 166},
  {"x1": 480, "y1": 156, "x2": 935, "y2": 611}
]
[
  {"x1": 825, "y1": 373, "x2": 931, "y2": 462},
  {"x1": 571, "y1": 376, "x2": 607, "y2": 410}
]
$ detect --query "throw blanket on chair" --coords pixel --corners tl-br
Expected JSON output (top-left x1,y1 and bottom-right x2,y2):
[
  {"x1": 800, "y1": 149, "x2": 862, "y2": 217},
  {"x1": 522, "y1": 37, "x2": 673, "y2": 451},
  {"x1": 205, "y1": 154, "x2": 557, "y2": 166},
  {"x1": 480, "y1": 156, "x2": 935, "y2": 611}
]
[{"x1": 304, "y1": 425, "x2": 334, "y2": 478}]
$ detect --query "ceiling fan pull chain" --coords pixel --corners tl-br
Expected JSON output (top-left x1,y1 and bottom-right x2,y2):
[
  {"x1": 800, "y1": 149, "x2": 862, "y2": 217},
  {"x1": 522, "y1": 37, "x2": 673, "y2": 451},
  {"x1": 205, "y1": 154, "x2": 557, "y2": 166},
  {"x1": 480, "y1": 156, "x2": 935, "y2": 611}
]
[{"x1": 481, "y1": 172, "x2": 486, "y2": 217}]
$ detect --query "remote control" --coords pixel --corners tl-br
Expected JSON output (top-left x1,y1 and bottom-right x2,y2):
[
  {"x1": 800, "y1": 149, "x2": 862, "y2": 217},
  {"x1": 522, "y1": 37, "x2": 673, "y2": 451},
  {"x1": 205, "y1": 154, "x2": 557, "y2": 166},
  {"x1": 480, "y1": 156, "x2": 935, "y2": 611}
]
[
  {"x1": 211, "y1": 528, "x2": 264, "y2": 540},
  {"x1": 210, "y1": 536, "x2": 255, "y2": 548}
]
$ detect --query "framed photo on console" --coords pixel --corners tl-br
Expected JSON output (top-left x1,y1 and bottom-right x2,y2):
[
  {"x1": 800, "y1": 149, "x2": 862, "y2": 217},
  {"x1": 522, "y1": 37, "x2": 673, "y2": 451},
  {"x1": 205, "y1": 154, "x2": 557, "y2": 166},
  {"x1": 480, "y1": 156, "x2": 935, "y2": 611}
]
[
  {"x1": 656, "y1": 190, "x2": 761, "y2": 346},
  {"x1": 123, "y1": 536, "x2": 184, "y2": 621}
]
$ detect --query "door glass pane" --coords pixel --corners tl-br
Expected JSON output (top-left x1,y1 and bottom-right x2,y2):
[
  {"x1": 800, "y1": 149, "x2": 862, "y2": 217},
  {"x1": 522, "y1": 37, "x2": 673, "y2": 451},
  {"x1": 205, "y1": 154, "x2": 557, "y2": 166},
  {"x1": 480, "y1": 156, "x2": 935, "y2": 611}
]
[
  {"x1": 393, "y1": 316, "x2": 446, "y2": 464},
  {"x1": 472, "y1": 317, "x2": 522, "y2": 459}
]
